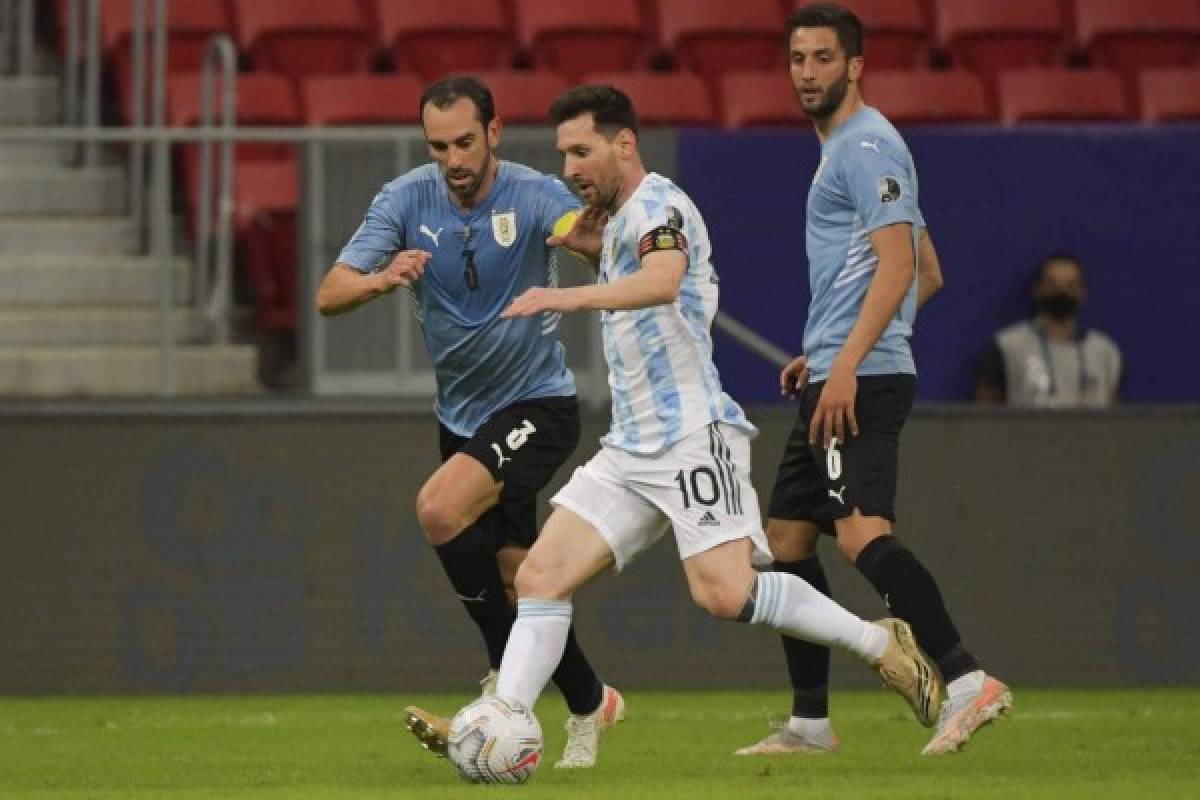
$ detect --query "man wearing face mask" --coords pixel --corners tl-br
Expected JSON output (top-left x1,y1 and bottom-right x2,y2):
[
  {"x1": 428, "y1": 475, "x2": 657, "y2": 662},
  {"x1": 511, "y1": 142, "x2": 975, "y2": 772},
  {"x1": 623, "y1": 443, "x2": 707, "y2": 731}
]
[{"x1": 975, "y1": 254, "x2": 1121, "y2": 408}]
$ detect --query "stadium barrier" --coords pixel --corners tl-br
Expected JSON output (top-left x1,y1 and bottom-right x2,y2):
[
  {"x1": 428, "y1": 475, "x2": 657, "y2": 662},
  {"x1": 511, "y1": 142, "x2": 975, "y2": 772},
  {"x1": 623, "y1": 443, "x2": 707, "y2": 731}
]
[{"x1": 2, "y1": 404, "x2": 1196, "y2": 693}]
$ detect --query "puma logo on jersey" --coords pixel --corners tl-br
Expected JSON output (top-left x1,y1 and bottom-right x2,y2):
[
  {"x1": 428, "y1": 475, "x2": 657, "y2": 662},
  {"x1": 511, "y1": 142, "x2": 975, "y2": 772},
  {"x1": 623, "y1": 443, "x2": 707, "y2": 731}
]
[
  {"x1": 828, "y1": 485, "x2": 848, "y2": 504},
  {"x1": 860, "y1": 139, "x2": 881, "y2": 153},
  {"x1": 419, "y1": 225, "x2": 443, "y2": 247},
  {"x1": 491, "y1": 443, "x2": 511, "y2": 469}
]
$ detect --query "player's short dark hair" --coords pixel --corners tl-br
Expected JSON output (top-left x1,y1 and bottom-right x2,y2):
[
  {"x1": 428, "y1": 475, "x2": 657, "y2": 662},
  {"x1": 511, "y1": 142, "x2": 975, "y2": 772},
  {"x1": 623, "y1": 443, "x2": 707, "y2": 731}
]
[
  {"x1": 420, "y1": 75, "x2": 495, "y2": 129},
  {"x1": 548, "y1": 84, "x2": 639, "y2": 139},
  {"x1": 786, "y1": 2, "x2": 864, "y2": 58},
  {"x1": 1035, "y1": 253, "x2": 1086, "y2": 285}
]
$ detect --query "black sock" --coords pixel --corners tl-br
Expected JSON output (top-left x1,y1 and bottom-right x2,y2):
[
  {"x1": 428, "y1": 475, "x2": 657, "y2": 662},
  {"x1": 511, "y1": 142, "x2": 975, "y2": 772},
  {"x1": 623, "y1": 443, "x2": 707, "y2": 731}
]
[
  {"x1": 854, "y1": 535, "x2": 980, "y2": 683},
  {"x1": 432, "y1": 524, "x2": 513, "y2": 669},
  {"x1": 774, "y1": 558, "x2": 831, "y2": 719},
  {"x1": 551, "y1": 627, "x2": 604, "y2": 716}
]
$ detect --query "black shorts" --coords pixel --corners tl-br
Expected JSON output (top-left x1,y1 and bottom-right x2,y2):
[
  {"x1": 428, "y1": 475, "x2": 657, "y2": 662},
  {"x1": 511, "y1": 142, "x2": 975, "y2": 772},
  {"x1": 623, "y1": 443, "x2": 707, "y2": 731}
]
[
  {"x1": 438, "y1": 395, "x2": 581, "y2": 550},
  {"x1": 767, "y1": 374, "x2": 915, "y2": 534}
]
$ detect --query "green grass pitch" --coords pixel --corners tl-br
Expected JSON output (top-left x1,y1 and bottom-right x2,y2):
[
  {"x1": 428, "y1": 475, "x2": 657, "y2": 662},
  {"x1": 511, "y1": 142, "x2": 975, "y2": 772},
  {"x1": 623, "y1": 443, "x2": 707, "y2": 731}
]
[{"x1": 3, "y1": 688, "x2": 1198, "y2": 798}]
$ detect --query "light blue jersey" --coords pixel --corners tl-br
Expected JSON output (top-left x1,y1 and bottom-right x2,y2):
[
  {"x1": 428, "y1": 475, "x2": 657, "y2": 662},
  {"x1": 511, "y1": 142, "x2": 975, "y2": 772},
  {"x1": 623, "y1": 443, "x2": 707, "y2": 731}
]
[
  {"x1": 804, "y1": 106, "x2": 923, "y2": 381},
  {"x1": 337, "y1": 161, "x2": 579, "y2": 436},
  {"x1": 599, "y1": 173, "x2": 754, "y2": 455}
]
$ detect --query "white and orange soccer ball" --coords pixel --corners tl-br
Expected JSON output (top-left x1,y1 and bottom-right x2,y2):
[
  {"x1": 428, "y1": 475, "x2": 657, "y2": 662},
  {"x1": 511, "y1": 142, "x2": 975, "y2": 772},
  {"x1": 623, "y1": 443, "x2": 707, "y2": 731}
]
[{"x1": 447, "y1": 696, "x2": 543, "y2": 784}]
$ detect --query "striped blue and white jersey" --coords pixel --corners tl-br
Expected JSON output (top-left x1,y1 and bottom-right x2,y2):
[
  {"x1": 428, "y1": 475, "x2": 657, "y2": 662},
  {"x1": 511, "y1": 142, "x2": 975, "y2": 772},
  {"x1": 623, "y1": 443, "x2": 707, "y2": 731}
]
[
  {"x1": 598, "y1": 172, "x2": 754, "y2": 455},
  {"x1": 804, "y1": 106, "x2": 923, "y2": 381}
]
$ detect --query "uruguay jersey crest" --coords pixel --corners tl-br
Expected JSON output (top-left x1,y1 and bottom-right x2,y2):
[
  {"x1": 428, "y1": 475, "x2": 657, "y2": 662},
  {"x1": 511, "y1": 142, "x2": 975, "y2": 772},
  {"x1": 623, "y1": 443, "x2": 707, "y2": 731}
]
[{"x1": 491, "y1": 209, "x2": 517, "y2": 247}]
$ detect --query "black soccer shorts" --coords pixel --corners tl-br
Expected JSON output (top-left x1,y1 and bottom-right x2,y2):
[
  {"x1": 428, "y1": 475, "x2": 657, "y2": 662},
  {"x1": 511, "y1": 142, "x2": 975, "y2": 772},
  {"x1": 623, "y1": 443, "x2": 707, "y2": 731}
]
[
  {"x1": 767, "y1": 374, "x2": 916, "y2": 534},
  {"x1": 438, "y1": 395, "x2": 581, "y2": 550}
]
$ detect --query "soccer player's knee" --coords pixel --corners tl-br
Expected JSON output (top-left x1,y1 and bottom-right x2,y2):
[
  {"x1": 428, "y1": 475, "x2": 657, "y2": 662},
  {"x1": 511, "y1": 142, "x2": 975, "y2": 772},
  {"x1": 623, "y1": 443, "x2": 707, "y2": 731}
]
[
  {"x1": 513, "y1": 555, "x2": 558, "y2": 600},
  {"x1": 690, "y1": 579, "x2": 746, "y2": 621},
  {"x1": 415, "y1": 486, "x2": 463, "y2": 544}
]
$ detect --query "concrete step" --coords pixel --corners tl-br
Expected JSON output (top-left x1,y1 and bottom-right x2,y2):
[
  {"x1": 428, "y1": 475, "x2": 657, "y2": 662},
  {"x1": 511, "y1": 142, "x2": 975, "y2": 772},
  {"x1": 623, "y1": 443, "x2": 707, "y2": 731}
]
[
  {"x1": 0, "y1": 217, "x2": 138, "y2": 256},
  {"x1": 0, "y1": 307, "x2": 207, "y2": 345},
  {"x1": 0, "y1": 255, "x2": 192, "y2": 305},
  {"x1": 0, "y1": 165, "x2": 127, "y2": 215},
  {"x1": 0, "y1": 76, "x2": 60, "y2": 124},
  {"x1": 0, "y1": 345, "x2": 261, "y2": 396},
  {"x1": 0, "y1": 139, "x2": 74, "y2": 167}
]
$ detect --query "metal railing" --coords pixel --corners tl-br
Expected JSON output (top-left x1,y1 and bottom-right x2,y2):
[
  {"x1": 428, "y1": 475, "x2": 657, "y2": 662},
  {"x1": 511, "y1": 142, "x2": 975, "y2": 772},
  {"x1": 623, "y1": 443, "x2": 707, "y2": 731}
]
[{"x1": 0, "y1": 0, "x2": 34, "y2": 76}]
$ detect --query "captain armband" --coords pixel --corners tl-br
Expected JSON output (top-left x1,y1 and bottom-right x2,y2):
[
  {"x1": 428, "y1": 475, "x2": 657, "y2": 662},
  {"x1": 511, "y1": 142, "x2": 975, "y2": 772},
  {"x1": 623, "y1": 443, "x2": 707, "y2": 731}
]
[{"x1": 637, "y1": 225, "x2": 689, "y2": 258}]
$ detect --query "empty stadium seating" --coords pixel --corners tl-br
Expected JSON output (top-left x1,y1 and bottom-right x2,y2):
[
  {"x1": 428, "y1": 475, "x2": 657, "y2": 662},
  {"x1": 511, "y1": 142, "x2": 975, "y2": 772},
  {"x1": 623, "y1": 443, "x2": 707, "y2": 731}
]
[
  {"x1": 998, "y1": 68, "x2": 1130, "y2": 125},
  {"x1": 99, "y1": 0, "x2": 231, "y2": 122},
  {"x1": 515, "y1": 0, "x2": 648, "y2": 81},
  {"x1": 1074, "y1": 0, "x2": 1200, "y2": 78},
  {"x1": 835, "y1": 0, "x2": 931, "y2": 69},
  {"x1": 719, "y1": 71, "x2": 800, "y2": 128},
  {"x1": 865, "y1": 69, "x2": 994, "y2": 123},
  {"x1": 583, "y1": 72, "x2": 716, "y2": 125},
  {"x1": 300, "y1": 74, "x2": 425, "y2": 126},
  {"x1": 472, "y1": 70, "x2": 570, "y2": 124},
  {"x1": 937, "y1": 0, "x2": 1068, "y2": 77},
  {"x1": 235, "y1": 162, "x2": 300, "y2": 334},
  {"x1": 375, "y1": 0, "x2": 514, "y2": 81},
  {"x1": 657, "y1": 0, "x2": 783, "y2": 81},
  {"x1": 233, "y1": 0, "x2": 372, "y2": 84},
  {"x1": 1138, "y1": 68, "x2": 1200, "y2": 122}
]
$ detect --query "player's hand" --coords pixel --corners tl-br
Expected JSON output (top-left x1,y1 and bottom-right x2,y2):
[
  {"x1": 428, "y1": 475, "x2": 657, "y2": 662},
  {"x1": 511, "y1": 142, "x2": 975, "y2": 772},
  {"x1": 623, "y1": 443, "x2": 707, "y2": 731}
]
[
  {"x1": 501, "y1": 287, "x2": 577, "y2": 319},
  {"x1": 547, "y1": 206, "x2": 608, "y2": 258},
  {"x1": 809, "y1": 361, "x2": 858, "y2": 449},
  {"x1": 780, "y1": 354, "x2": 809, "y2": 399},
  {"x1": 378, "y1": 249, "x2": 431, "y2": 291}
]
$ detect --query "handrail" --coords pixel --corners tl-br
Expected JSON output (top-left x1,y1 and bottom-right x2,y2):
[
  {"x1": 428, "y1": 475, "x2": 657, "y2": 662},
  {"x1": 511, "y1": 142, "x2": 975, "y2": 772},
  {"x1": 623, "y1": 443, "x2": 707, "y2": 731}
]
[
  {"x1": 195, "y1": 35, "x2": 237, "y2": 344},
  {"x1": 130, "y1": 0, "x2": 147, "y2": 250},
  {"x1": 82, "y1": 0, "x2": 100, "y2": 165},
  {"x1": 63, "y1": 0, "x2": 80, "y2": 130},
  {"x1": 150, "y1": 0, "x2": 172, "y2": 396}
]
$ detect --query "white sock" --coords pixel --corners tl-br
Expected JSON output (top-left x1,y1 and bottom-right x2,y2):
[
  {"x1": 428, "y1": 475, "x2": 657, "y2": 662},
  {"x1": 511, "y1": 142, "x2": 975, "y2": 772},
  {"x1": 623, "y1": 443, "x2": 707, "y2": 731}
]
[
  {"x1": 495, "y1": 598, "x2": 573, "y2": 710},
  {"x1": 946, "y1": 669, "x2": 986, "y2": 701},
  {"x1": 749, "y1": 572, "x2": 888, "y2": 662},
  {"x1": 787, "y1": 716, "x2": 833, "y2": 737}
]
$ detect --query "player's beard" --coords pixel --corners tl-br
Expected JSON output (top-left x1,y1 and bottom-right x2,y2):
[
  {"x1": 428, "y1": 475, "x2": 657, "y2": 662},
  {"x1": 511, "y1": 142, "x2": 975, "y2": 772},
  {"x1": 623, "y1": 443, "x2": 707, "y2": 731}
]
[
  {"x1": 801, "y1": 69, "x2": 851, "y2": 121},
  {"x1": 445, "y1": 150, "x2": 492, "y2": 204}
]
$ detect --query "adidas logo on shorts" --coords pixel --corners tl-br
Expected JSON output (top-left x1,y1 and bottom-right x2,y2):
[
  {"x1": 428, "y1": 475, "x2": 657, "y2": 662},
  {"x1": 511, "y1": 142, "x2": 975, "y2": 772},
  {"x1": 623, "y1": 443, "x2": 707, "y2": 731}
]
[{"x1": 698, "y1": 511, "x2": 720, "y2": 527}]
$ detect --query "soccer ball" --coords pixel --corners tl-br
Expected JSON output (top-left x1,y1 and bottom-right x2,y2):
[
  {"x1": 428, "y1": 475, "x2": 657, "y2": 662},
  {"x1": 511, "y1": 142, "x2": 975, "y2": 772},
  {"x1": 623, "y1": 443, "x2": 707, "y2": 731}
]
[{"x1": 447, "y1": 696, "x2": 543, "y2": 784}]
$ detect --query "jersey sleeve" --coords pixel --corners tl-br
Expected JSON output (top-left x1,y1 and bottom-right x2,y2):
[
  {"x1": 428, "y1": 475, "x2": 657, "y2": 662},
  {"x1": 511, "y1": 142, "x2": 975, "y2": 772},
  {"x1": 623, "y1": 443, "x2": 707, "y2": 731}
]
[
  {"x1": 336, "y1": 185, "x2": 405, "y2": 273},
  {"x1": 840, "y1": 138, "x2": 920, "y2": 234},
  {"x1": 539, "y1": 175, "x2": 582, "y2": 238},
  {"x1": 629, "y1": 198, "x2": 689, "y2": 268}
]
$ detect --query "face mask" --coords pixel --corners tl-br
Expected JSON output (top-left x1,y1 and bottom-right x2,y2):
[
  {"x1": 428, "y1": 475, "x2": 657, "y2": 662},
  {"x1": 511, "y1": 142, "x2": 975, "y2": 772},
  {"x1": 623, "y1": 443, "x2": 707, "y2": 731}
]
[{"x1": 1038, "y1": 293, "x2": 1080, "y2": 321}]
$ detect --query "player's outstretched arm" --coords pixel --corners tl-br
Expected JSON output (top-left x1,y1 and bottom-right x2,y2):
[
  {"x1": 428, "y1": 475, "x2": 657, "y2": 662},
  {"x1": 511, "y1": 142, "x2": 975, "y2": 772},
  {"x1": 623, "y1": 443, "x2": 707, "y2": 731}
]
[
  {"x1": 916, "y1": 228, "x2": 944, "y2": 309},
  {"x1": 501, "y1": 249, "x2": 685, "y2": 318},
  {"x1": 316, "y1": 251, "x2": 430, "y2": 316}
]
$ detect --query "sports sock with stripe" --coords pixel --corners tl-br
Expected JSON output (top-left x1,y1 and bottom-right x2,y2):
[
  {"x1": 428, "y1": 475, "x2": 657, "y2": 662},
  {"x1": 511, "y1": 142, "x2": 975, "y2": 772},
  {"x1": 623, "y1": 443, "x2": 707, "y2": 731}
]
[{"x1": 496, "y1": 598, "x2": 573, "y2": 710}]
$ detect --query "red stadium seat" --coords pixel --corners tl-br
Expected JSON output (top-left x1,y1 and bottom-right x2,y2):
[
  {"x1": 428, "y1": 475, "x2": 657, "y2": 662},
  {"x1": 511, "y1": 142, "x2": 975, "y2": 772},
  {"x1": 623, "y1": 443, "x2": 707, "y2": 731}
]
[
  {"x1": 514, "y1": 0, "x2": 648, "y2": 81},
  {"x1": 719, "y1": 71, "x2": 801, "y2": 129},
  {"x1": 300, "y1": 74, "x2": 425, "y2": 126},
  {"x1": 1074, "y1": 0, "x2": 1200, "y2": 78},
  {"x1": 375, "y1": 0, "x2": 515, "y2": 81},
  {"x1": 657, "y1": 0, "x2": 784, "y2": 81},
  {"x1": 583, "y1": 72, "x2": 717, "y2": 126},
  {"x1": 233, "y1": 0, "x2": 371, "y2": 83},
  {"x1": 99, "y1": 0, "x2": 233, "y2": 123},
  {"x1": 472, "y1": 71, "x2": 570, "y2": 124},
  {"x1": 1138, "y1": 68, "x2": 1200, "y2": 122},
  {"x1": 832, "y1": 0, "x2": 932, "y2": 69},
  {"x1": 998, "y1": 68, "x2": 1130, "y2": 125},
  {"x1": 936, "y1": 0, "x2": 1068, "y2": 77},
  {"x1": 169, "y1": 72, "x2": 301, "y2": 235},
  {"x1": 863, "y1": 69, "x2": 995, "y2": 124},
  {"x1": 235, "y1": 162, "x2": 300, "y2": 334}
]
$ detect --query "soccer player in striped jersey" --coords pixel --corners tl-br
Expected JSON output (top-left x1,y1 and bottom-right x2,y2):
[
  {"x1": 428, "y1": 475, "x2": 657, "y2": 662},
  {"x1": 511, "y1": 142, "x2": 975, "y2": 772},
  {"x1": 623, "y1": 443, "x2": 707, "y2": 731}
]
[
  {"x1": 487, "y1": 84, "x2": 941, "y2": 769},
  {"x1": 737, "y1": 3, "x2": 1012, "y2": 758}
]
